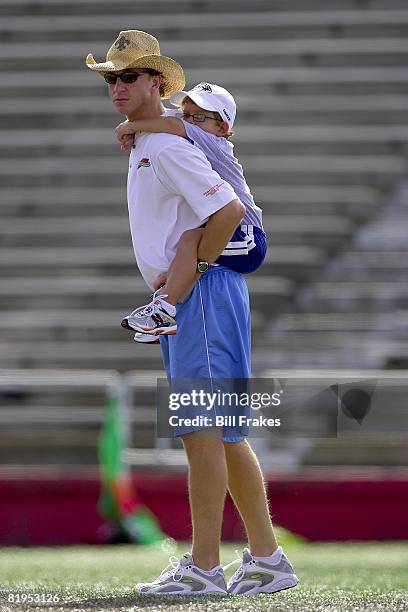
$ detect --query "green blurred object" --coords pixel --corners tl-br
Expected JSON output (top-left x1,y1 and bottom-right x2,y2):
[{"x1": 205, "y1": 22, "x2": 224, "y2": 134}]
[{"x1": 98, "y1": 391, "x2": 164, "y2": 544}]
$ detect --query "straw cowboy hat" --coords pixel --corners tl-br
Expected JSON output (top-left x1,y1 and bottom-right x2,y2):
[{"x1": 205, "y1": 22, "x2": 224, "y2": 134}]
[{"x1": 86, "y1": 30, "x2": 185, "y2": 99}]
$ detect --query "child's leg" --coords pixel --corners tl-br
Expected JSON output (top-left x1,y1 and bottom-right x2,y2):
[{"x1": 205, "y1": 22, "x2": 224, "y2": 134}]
[{"x1": 159, "y1": 228, "x2": 204, "y2": 304}]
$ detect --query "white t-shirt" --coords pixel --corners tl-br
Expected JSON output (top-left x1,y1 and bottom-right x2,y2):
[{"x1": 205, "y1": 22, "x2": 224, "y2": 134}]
[{"x1": 127, "y1": 132, "x2": 238, "y2": 289}]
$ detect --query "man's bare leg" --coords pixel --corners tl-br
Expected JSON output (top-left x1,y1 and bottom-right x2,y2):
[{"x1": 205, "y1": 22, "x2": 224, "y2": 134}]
[
  {"x1": 224, "y1": 439, "x2": 278, "y2": 556},
  {"x1": 181, "y1": 428, "x2": 227, "y2": 570}
]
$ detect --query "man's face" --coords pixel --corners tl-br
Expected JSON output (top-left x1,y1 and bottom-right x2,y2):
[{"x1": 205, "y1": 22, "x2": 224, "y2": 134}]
[{"x1": 107, "y1": 70, "x2": 160, "y2": 118}]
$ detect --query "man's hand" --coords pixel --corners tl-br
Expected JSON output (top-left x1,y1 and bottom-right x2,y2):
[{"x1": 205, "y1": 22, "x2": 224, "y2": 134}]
[
  {"x1": 153, "y1": 272, "x2": 168, "y2": 291},
  {"x1": 115, "y1": 120, "x2": 140, "y2": 150}
]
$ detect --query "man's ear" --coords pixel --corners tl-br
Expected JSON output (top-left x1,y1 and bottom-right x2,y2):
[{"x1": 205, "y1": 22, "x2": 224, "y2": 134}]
[{"x1": 151, "y1": 75, "x2": 162, "y2": 94}]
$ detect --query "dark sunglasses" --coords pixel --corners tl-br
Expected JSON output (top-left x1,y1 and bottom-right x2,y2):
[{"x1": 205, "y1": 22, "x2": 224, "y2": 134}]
[
  {"x1": 103, "y1": 71, "x2": 150, "y2": 85},
  {"x1": 182, "y1": 112, "x2": 222, "y2": 123}
]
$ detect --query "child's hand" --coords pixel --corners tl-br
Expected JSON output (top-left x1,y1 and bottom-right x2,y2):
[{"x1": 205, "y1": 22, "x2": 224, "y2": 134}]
[
  {"x1": 153, "y1": 272, "x2": 168, "y2": 291},
  {"x1": 115, "y1": 121, "x2": 141, "y2": 150},
  {"x1": 120, "y1": 134, "x2": 135, "y2": 151}
]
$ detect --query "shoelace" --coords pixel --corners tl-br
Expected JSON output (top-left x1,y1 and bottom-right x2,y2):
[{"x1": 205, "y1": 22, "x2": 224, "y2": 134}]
[
  {"x1": 222, "y1": 550, "x2": 245, "y2": 583},
  {"x1": 158, "y1": 555, "x2": 186, "y2": 583},
  {"x1": 130, "y1": 290, "x2": 169, "y2": 319}
]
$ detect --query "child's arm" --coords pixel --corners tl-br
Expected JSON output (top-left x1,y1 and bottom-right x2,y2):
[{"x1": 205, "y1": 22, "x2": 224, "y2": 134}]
[{"x1": 115, "y1": 117, "x2": 187, "y2": 149}]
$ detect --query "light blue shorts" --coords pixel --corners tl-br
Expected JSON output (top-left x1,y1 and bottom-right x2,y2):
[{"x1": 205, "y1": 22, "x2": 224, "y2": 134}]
[{"x1": 160, "y1": 266, "x2": 251, "y2": 442}]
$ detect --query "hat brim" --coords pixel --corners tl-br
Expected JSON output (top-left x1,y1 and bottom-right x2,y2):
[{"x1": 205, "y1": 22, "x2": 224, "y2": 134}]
[{"x1": 86, "y1": 53, "x2": 185, "y2": 99}]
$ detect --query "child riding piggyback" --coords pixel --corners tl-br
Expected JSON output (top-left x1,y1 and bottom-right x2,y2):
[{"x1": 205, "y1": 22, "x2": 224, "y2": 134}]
[{"x1": 117, "y1": 82, "x2": 267, "y2": 339}]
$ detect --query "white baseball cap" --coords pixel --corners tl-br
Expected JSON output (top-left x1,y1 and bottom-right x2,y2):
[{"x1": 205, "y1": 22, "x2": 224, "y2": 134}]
[{"x1": 170, "y1": 82, "x2": 236, "y2": 128}]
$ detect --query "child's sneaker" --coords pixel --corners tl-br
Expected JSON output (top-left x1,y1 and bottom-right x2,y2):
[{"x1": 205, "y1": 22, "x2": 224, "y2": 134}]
[
  {"x1": 134, "y1": 332, "x2": 160, "y2": 344},
  {"x1": 121, "y1": 291, "x2": 177, "y2": 335},
  {"x1": 225, "y1": 546, "x2": 299, "y2": 596},
  {"x1": 136, "y1": 553, "x2": 227, "y2": 595}
]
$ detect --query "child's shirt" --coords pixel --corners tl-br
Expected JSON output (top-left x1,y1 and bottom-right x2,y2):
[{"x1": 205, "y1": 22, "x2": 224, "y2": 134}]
[{"x1": 165, "y1": 109, "x2": 263, "y2": 230}]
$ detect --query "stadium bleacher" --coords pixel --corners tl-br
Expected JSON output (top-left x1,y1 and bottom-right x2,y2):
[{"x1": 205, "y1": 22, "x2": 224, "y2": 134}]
[{"x1": 1, "y1": 0, "x2": 408, "y2": 469}]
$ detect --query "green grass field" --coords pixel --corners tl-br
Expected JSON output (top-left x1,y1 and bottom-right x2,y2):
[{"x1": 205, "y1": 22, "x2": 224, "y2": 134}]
[{"x1": 1, "y1": 533, "x2": 407, "y2": 611}]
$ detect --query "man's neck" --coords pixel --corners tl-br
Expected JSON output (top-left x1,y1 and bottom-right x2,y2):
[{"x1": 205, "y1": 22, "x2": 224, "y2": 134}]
[{"x1": 127, "y1": 100, "x2": 165, "y2": 122}]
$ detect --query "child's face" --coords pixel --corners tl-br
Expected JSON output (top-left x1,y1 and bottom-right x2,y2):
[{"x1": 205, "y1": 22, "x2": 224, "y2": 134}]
[{"x1": 181, "y1": 98, "x2": 229, "y2": 137}]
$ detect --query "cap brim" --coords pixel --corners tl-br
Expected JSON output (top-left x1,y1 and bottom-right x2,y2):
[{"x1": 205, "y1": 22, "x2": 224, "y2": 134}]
[{"x1": 169, "y1": 91, "x2": 189, "y2": 107}]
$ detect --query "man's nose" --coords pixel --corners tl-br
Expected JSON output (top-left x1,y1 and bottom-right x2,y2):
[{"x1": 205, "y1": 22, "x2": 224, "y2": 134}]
[{"x1": 113, "y1": 78, "x2": 127, "y2": 93}]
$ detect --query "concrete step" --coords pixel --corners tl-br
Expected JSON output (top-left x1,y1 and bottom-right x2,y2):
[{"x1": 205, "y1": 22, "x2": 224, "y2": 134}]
[
  {"x1": 0, "y1": 274, "x2": 294, "y2": 310},
  {"x1": 0, "y1": 185, "x2": 380, "y2": 221},
  {"x1": 4, "y1": 10, "x2": 408, "y2": 35},
  {"x1": 3, "y1": 67, "x2": 408, "y2": 97},
  {"x1": 252, "y1": 346, "x2": 384, "y2": 370},
  {"x1": 0, "y1": 245, "x2": 325, "y2": 283},
  {"x1": 0, "y1": 155, "x2": 402, "y2": 190},
  {"x1": 5, "y1": 38, "x2": 408, "y2": 70},
  {"x1": 299, "y1": 281, "x2": 408, "y2": 311},
  {"x1": 0, "y1": 215, "x2": 352, "y2": 251},
  {"x1": 0, "y1": 213, "x2": 352, "y2": 236},
  {"x1": 4, "y1": 0, "x2": 404, "y2": 17},
  {"x1": 0, "y1": 340, "x2": 163, "y2": 370},
  {"x1": 326, "y1": 250, "x2": 408, "y2": 280},
  {"x1": 271, "y1": 311, "x2": 408, "y2": 333},
  {"x1": 252, "y1": 334, "x2": 405, "y2": 368},
  {"x1": 2, "y1": 126, "x2": 408, "y2": 158},
  {"x1": 1, "y1": 96, "x2": 407, "y2": 128}
]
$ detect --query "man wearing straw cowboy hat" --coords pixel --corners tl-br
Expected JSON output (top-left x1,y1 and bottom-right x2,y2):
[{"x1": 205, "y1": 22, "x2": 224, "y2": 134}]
[{"x1": 86, "y1": 30, "x2": 298, "y2": 596}]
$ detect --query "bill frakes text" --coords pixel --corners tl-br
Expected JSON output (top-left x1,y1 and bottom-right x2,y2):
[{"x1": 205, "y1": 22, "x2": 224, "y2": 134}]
[{"x1": 168, "y1": 415, "x2": 281, "y2": 428}]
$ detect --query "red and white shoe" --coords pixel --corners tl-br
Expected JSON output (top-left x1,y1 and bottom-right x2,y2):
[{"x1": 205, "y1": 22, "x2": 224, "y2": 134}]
[{"x1": 121, "y1": 291, "x2": 177, "y2": 335}]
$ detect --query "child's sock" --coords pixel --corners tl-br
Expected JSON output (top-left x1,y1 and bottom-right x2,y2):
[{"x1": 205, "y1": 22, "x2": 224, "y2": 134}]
[{"x1": 157, "y1": 296, "x2": 176, "y2": 317}]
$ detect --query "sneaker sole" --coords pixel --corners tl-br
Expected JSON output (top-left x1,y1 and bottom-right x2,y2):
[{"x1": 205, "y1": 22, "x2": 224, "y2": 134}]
[
  {"x1": 138, "y1": 325, "x2": 177, "y2": 335},
  {"x1": 136, "y1": 588, "x2": 227, "y2": 596},
  {"x1": 134, "y1": 336, "x2": 161, "y2": 344},
  {"x1": 121, "y1": 319, "x2": 177, "y2": 335},
  {"x1": 229, "y1": 575, "x2": 299, "y2": 596}
]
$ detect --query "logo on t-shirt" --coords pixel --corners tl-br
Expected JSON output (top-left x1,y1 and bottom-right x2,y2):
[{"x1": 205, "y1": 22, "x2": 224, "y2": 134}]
[
  {"x1": 137, "y1": 158, "x2": 151, "y2": 169},
  {"x1": 203, "y1": 182, "x2": 224, "y2": 197}
]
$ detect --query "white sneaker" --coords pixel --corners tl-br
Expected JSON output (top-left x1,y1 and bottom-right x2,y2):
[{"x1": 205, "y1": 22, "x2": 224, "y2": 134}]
[
  {"x1": 225, "y1": 546, "x2": 299, "y2": 596},
  {"x1": 136, "y1": 553, "x2": 227, "y2": 595},
  {"x1": 121, "y1": 291, "x2": 177, "y2": 335}
]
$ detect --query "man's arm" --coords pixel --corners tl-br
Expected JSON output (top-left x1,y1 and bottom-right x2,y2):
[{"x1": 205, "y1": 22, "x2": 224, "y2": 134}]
[{"x1": 197, "y1": 199, "x2": 246, "y2": 263}]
